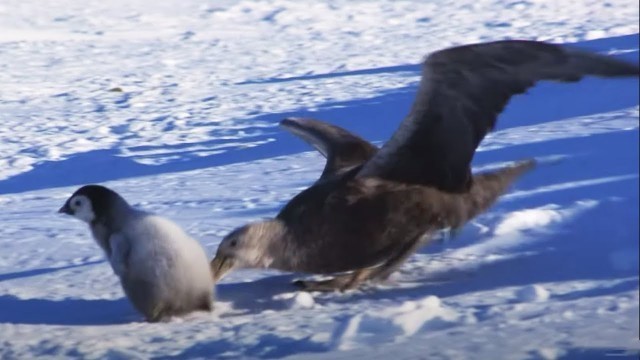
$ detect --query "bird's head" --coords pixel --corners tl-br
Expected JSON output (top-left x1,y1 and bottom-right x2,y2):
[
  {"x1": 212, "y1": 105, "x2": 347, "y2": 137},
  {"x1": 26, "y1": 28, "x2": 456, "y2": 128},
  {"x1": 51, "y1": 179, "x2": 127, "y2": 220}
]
[
  {"x1": 59, "y1": 185, "x2": 129, "y2": 224},
  {"x1": 210, "y1": 219, "x2": 288, "y2": 282}
]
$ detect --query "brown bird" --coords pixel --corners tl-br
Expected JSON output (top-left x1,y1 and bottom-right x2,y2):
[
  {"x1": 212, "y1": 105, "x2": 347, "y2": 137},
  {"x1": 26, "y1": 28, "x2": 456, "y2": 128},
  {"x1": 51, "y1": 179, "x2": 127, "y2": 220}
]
[
  {"x1": 210, "y1": 40, "x2": 639, "y2": 291},
  {"x1": 279, "y1": 117, "x2": 378, "y2": 181}
]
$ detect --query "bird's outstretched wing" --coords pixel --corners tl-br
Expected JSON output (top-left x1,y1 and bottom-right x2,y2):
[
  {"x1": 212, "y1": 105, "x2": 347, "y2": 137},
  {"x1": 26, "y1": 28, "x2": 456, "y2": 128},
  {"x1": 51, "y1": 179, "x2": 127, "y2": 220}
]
[
  {"x1": 357, "y1": 40, "x2": 639, "y2": 192},
  {"x1": 280, "y1": 117, "x2": 378, "y2": 180}
]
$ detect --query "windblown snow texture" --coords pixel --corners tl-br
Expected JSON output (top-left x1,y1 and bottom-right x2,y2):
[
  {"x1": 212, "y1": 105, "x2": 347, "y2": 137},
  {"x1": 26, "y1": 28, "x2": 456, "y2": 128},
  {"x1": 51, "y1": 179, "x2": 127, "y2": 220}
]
[{"x1": 0, "y1": 0, "x2": 638, "y2": 359}]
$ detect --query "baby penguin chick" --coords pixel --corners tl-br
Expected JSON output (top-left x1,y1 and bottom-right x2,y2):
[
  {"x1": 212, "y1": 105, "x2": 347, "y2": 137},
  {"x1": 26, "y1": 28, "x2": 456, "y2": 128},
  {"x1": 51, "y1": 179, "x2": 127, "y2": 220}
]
[{"x1": 59, "y1": 185, "x2": 213, "y2": 322}]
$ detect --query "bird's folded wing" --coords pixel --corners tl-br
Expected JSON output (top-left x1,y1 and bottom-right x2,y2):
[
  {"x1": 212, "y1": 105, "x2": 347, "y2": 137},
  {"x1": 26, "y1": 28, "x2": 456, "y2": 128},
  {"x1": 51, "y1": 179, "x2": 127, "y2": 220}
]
[
  {"x1": 280, "y1": 117, "x2": 378, "y2": 180},
  {"x1": 357, "y1": 40, "x2": 639, "y2": 192},
  {"x1": 109, "y1": 232, "x2": 131, "y2": 277}
]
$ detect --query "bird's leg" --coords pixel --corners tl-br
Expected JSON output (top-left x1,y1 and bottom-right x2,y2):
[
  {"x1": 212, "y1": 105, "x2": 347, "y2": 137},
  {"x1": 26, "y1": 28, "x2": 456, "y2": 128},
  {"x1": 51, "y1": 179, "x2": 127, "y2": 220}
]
[
  {"x1": 370, "y1": 234, "x2": 429, "y2": 282},
  {"x1": 293, "y1": 268, "x2": 374, "y2": 292},
  {"x1": 340, "y1": 268, "x2": 375, "y2": 290},
  {"x1": 293, "y1": 274, "x2": 354, "y2": 292},
  {"x1": 294, "y1": 234, "x2": 428, "y2": 291}
]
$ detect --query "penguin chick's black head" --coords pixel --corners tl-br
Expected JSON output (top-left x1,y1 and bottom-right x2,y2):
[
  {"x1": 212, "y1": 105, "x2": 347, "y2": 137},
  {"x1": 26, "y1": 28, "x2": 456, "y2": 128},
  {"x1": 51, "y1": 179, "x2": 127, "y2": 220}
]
[{"x1": 59, "y1": 185, "x2": 129, "y2": 223}]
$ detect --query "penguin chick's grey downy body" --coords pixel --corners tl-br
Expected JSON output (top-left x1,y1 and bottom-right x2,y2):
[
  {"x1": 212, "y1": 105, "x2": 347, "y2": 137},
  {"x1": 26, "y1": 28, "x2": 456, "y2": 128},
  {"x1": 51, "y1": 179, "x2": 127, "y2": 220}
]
[
  {"x1": 210, "y1": 40, "x2": 640, "y2": 291},
  {"x1": 60, "y1": 185, "x2": 214, "y2": 322}
]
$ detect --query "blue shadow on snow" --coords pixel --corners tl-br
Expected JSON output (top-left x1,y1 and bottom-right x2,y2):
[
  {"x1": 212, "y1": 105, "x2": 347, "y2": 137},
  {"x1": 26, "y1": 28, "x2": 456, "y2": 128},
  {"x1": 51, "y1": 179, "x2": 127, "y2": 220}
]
[
  {"x1": 0, "y1": 260, "x2": 103, "y2": 283},
  {"x1": 0, "y1": 34, "x2": 637, "y2": 195},
  {"x1": 0, "y1": 295, "x2": 136, "y2": 325}
]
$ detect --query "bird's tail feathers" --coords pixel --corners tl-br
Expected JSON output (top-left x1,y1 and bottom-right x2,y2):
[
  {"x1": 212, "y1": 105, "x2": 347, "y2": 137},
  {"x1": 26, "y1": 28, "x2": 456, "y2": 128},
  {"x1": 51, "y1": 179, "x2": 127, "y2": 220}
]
[{"x1": 460, "y1": 159, "x2": 536, "y2": 223}]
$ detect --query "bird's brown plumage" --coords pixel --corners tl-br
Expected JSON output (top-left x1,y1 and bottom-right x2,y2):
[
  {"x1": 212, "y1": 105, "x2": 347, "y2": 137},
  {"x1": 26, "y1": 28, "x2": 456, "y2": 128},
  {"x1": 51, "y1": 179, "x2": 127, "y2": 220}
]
[
  {"x1": 280, "y1": 117, "x2": 378, "y2": 180},
  {"x1": 210, "y1": 39, "x2": 639, "y2": 290},
  {"x1": 274, "y1": 159, "x2": 535, "y2": 274},
  {"x1": 358, "y1": 40, "x2": 639, "y2": 192}
]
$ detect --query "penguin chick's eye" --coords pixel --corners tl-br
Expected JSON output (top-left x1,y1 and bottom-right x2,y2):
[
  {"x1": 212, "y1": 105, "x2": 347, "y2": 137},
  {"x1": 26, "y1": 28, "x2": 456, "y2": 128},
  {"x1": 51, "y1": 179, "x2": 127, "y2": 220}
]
[
  {"x1": 71, "y1": 197, "x2": 86, "y2": 210},
  {"x1": 230, "y1": 239, "x2": 238, "y2": 247},
  {"x1": 67, "y1": 195, "x2": 95, "y2": 223}
]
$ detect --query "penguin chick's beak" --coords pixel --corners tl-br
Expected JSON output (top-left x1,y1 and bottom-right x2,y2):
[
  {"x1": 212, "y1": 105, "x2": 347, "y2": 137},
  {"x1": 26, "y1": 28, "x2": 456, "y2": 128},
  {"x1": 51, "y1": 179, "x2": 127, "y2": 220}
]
[
  {"x1": 210, "y1": 255, "x2": 235, "y2": 283},
  {"x1": 58, "y1": 203, "x2": 72, "y2": 215}
]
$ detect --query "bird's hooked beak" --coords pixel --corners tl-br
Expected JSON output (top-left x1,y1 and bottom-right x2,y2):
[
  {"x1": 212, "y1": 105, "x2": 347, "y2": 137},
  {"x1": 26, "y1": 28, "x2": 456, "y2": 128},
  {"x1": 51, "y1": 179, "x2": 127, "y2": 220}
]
[
  {"x1": 210, "y1": 254, "x2": 236, "y2": 283},
  {"x1": 58, "y1": 202, "x2": 73, "y2": 215}
]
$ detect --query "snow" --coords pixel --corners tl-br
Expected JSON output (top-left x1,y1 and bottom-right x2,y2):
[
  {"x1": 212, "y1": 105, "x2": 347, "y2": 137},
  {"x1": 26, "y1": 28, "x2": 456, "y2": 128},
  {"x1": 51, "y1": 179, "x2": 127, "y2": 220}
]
[
  {"x1": 288, "y1": 292, "x2": 316, "y2": 310},
  {"x1": 0, "y1": 0, "x2": 638, "y2": 359},
  {"x1": 327, "y1": 298, "x2": 464, "y2": 352},
  {"x1": 516, "y1": 284, "x2": 551, "y2": 303}
]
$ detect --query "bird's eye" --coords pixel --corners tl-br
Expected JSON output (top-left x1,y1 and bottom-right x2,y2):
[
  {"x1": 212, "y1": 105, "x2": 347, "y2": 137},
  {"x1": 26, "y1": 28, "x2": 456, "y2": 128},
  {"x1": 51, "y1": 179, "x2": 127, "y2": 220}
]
[
  {"x1": 230, "y1": 239, "x2": 238, "y2": 247},
  {"x1": 74, "y1": 199, "x2": 82, "y2": 207}
]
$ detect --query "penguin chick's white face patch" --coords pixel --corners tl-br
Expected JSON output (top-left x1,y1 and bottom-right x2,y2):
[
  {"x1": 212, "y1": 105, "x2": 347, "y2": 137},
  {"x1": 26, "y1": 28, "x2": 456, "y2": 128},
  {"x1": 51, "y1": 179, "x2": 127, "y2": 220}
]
[{"x1": 68, "y1": 195, "x2": 95, "y2": 223}]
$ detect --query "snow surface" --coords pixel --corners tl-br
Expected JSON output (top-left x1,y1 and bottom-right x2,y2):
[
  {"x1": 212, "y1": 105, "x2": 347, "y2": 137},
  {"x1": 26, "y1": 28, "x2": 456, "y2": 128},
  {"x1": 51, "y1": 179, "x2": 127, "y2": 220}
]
[{"x1": 0, "y1": 0, "x2": 639, "y2": 359}]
